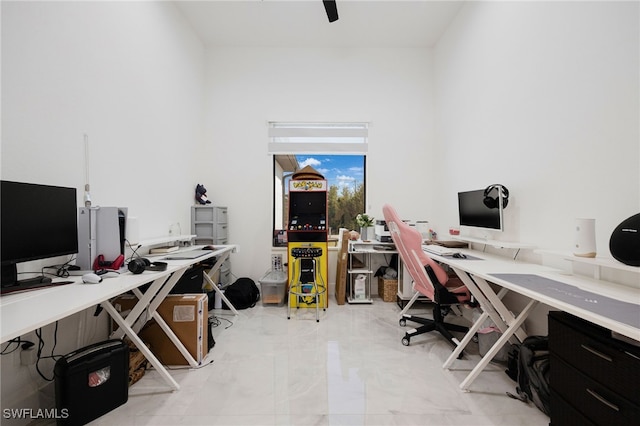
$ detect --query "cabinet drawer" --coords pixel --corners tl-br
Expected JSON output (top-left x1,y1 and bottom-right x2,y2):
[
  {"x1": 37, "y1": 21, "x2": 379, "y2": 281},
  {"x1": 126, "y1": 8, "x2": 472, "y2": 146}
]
[
  {"x1": 193, "y1": 206, "x2": 214, "y2": 222},
  {"x1": 213, "y1": 207, "x2": 228, "y2": 224},
  {"x1": 194, "y1": 223, "x2": 214, "y2": 239},
  {"x1": 548, "y1": 311, "x2": 640, "y2": 405},
  {"x1": 551, "y1": 354, "x2": 640, "y2": 426},
  {"x1": 550, "y1": 388, "x2": 596, "y2": 426},
  {"x1": 215, "y1": 224, "x2": 228, "y2": 240}
]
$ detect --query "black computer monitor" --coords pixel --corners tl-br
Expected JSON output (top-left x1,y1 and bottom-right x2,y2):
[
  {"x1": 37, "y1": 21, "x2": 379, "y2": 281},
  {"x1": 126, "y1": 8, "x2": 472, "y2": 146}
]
[
  {"x1": 1, "y1": 180, "x2": 78, "y2": 288},
  {"x1": 458, "y1": 189, "x2": 504, "y2": 232}
]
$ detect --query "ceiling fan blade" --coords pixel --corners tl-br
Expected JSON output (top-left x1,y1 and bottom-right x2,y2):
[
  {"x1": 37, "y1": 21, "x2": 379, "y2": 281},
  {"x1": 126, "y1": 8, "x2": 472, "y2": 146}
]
[{"x1": 323, "y1": 0, "x2": 339, "y2": 23}]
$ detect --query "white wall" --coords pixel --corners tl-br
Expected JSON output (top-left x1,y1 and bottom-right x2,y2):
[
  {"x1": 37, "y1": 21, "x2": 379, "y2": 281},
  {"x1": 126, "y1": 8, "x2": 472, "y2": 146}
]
[
  {"x1": 433, "y1": 1, "x2": 639, "y2": 252},
  {"x1": 2, "y1": 0, "x2": 638, "y2": 418},
  {"x1": 2, "y1": 1, "x2": 205, "y2": 239},
  {"x1": 1, "y1": 2, "x2": 205, "y2": 421},
  {"x1": 432, "y1": 1, "x2": 639, "y2": 332},
  {"x1": 200, "y1": 47, "x2": 436, "y2": 281}
]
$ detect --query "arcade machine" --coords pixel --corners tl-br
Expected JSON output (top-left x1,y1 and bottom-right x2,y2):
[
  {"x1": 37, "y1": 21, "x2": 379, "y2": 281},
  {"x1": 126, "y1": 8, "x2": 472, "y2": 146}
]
[{"x1": 287, "y1": 170, "x2": 328, "y2": 316}]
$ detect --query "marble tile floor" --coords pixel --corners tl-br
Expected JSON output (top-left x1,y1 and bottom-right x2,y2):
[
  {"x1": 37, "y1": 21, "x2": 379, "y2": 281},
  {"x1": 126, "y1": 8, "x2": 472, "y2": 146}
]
[{"x1": 93, "y1": 300, "x2": 550, "y2": 426}]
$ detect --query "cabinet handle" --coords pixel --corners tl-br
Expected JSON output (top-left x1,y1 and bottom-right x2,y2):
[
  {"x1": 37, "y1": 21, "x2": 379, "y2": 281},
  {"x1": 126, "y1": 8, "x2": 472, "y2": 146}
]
[
  {"x1": 581, "y1": 344, "x2": 613, "y2": 362},
  {"x1": 624, "y1": 350, "x2": 640, "y2": 361},
  {"x1": 586, "y1": 388, "x2": 619, "y2": 412}
]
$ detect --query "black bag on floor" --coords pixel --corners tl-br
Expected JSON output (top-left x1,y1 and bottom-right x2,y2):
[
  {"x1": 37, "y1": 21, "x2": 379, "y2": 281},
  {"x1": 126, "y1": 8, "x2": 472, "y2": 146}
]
[
  {"x1": 222, "y1": 277, "x2": 260, "y2": 310},
  {"x1": 506, "y1": 335, "x2": 550, "y2": 416}
]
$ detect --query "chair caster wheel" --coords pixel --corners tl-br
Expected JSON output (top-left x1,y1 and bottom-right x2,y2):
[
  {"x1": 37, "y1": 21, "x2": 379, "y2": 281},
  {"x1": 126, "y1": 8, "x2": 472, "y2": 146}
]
[
  {"x1": 399, "y1": 318, "x2": 407, "y2": 327},
  {"x1": 402, "y1": 337, "x2": 410, "y2": 346}
]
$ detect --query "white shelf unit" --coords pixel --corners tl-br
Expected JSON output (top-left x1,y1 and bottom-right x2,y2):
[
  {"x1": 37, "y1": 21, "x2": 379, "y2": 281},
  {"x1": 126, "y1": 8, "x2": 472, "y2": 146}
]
[
  {"x1": 138, "y1": 234, "x2": 196, "y2": 248},
  {"x1": 191, "y1": 206, "x2": 228, "y2": 246},
  {"x1": 452, "y1": 235, "x2": 536, "y2": 259},
  {"x1": 347, "y1": 242, "x2": 373, "y2": 304},
  {"x1": 346, "y1": 241, "x2": 403, "y2": 304},
  {"x1": 452, "y1": 235, "x2": 536, "y2": 249},
  {"x1": 127, "y1": 235, "x2": 196, "y2": 259},
  {"x1": 536, "y1": 249, "x2": 640, "y2": 280},
  {"x1": 191, "y1": 206, "x2": 231, "y2": 285}
]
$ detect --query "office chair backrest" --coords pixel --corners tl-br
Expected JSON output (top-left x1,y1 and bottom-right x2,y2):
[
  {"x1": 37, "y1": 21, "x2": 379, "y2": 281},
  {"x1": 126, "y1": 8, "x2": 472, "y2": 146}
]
[{"x1": 382, "y1": 204, "x2": 450, "y2": 300}]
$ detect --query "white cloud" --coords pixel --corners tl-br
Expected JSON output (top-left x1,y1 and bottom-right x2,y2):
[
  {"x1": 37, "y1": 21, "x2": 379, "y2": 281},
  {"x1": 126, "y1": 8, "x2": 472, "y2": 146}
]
[
  {"x1": 336, "y1": 174, "x2": 357, "y2": 189},
  {"x1": 299, "y1": 157, "x2": 321, "y2": 168},
  {"x1": 337, "y1": 174, "x2": 355, "y2": 182}
]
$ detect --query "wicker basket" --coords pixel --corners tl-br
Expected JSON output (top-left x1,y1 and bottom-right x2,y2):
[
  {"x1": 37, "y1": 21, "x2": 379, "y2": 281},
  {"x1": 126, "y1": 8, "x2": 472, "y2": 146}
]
[{"x1": 377, "y1": 277, "x2": 398, "y2": 302}]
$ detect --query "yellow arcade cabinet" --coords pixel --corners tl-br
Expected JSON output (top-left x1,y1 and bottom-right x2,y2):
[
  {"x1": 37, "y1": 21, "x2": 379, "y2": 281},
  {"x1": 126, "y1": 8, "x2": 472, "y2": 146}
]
[{"x1": 286, "y1": 172, "x2": 328, "y2": 315}]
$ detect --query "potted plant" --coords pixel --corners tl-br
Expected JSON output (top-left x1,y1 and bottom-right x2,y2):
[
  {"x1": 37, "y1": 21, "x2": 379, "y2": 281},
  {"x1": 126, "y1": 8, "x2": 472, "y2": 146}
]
[{"x1": 356, "y1": 213, "x2": 375, "y2": 241}]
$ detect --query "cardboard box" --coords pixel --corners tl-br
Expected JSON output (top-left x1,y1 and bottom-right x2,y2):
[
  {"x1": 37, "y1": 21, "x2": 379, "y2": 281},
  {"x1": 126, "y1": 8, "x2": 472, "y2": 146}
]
[
  {"x1": 113, "y1": 294, "x2": 208, "y2": 365},
  {"x1": 334, "y1": 230, "x2": 349, "y2": 305}
]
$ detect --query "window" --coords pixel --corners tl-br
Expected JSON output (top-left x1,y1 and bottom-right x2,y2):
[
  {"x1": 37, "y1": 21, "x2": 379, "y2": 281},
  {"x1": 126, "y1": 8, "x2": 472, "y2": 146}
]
[{"x1": 270, "y1": 123, "x2": 368, "y2": 246}]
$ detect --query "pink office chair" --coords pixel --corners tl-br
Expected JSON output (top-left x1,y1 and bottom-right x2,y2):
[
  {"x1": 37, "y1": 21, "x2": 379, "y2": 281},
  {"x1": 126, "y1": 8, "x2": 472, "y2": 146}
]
[{"x1": 383, "y1": 204, "x2": 471, "y2": 348}]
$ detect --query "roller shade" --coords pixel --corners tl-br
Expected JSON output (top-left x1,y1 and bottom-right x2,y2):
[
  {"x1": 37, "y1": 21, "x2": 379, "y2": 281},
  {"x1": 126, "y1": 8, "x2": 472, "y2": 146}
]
[{"x1": 268, "y1": 122, "x2": 368, "y2": 154}]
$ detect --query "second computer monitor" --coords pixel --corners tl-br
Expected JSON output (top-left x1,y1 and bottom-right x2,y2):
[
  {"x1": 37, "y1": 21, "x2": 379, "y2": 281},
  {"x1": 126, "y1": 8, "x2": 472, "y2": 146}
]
[{"x1": 457, "y1": 189, "x2": 504, "y2": 231}]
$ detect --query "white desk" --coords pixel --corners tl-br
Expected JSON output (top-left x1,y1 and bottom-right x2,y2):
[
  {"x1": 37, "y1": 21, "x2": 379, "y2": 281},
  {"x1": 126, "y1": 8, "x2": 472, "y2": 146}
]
[
  {"x1": 426, "y1": 249, "x2": 640, "y2": 391},
  {"x1": 0, "y1": 245, "x2": 237, "y2": 391}
]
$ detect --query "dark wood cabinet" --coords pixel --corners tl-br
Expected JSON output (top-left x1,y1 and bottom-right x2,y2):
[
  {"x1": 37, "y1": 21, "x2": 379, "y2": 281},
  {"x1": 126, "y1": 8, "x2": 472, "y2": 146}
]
[{"x1": 548, "y1": 311, "x2": 640, "y2": 426}]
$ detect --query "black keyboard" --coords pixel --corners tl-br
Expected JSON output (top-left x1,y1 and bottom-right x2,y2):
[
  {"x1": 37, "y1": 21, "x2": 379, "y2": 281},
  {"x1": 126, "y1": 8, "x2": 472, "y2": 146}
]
[{"x1": 1, "y1": 280, "x2": 75, "y2": 295}]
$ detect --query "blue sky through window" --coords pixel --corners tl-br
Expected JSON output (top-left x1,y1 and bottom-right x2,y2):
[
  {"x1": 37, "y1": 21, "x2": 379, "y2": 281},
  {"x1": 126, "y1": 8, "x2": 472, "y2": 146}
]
[{"x1": 296, "y1": 155, "x2": 364, "y2": 191}]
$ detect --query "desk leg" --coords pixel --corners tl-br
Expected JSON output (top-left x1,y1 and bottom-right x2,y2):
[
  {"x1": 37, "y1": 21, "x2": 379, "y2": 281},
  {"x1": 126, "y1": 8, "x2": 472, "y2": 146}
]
[
  {"x1": 111, "y1": 275, "x2": 169, "y2": 340},
  {"x1": 452, "y1": 269, "x2": 511, "y2": 337},
  {"x1": 136, "y1": 269, "x2": 204, "y2": 367},
  {"x1": 443, "y1": 285, "x2": 509, "y2": 369},
  {"x1": 472, "y1": 276, "x2": 528, "y2": 343},
  {"x1": 458, "y1": 299, "x2": 538, "y2": 391},
  {"x1": 102, "y1": 300, "x2": 180, "y2": 391},
  {"x1": 203, "y1": 251, "x2": 239, "y2": 315},
  {"x1": 443, "y1": 310, "x2": 489, "y2": 369}
]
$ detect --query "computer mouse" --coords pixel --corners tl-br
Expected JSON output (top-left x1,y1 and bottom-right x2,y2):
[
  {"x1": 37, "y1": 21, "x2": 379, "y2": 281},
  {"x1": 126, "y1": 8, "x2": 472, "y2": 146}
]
[
  {"x1": 453, "y1": 252, "x2": 467, "y2": 259},
  {"x1": 202, "y1": 245, "x2": 215, "y2": 250},
  {"x1": 82, "y1": 273, "x2": 102, "y2": 284},
  {"x1": 101, "y1": 271, "x2": 120, "y2": 278}
]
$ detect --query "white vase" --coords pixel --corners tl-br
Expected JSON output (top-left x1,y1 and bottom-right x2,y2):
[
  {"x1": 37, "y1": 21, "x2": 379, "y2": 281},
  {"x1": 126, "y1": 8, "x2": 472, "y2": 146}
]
[
  {"x1": 360, "y1": 227, "x2": 367, "y2": 240},
  {"x1": 574, "y1": 218, "x2": 596, "y2": 258},
  {"x1": 360, "y1": 226, "x2": 374, "y2": 241}
]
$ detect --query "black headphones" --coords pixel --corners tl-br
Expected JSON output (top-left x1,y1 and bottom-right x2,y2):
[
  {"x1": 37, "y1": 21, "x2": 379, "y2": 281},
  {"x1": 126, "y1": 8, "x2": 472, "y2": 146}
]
[
  {"x1": 483, "y1": 184, "x2": 509, "y2": 209},
  {"x1": 127, "y1": 258, "x2": 168, "y2": 274}
]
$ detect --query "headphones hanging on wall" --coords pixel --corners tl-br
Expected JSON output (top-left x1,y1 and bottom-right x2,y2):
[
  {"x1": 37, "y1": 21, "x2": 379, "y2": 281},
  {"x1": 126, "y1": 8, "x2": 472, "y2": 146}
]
[
  {"x1": 483, "y1": 184, "x2": 510, "y2": 209},
  {"x1": 127, "y1": 257, "x2": 168, "y2": 275}
]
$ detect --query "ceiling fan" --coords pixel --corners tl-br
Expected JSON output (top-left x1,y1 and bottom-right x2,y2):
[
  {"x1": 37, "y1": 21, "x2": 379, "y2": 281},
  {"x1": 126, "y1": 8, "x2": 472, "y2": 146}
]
[{"x1": 323, "y1": 0, "x2": 339, "y2": 22}]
